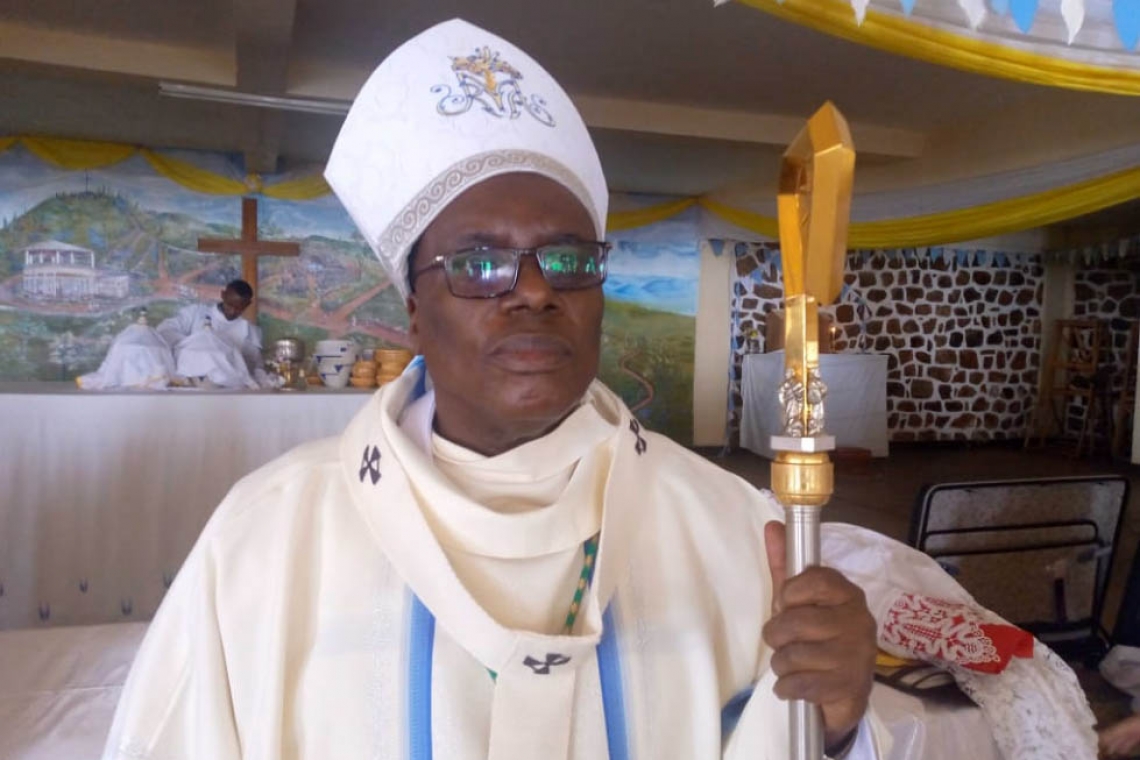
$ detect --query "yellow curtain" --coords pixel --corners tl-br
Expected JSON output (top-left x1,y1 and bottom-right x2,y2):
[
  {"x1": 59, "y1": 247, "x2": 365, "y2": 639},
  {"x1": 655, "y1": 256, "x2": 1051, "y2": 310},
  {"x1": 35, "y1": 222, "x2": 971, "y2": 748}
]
[
  {"x1": 843, "y1": 164, "x2": 1140, "y2": 248},
  {"x1": 698, "y1": 164, "x2": 1140, "y2": 248},
  {"x1": 733, "y1": 0, "x2": 1140, "y2": 97},
  {"x1": 263, "y1": 174, "x2": 333, "y2": 201},
  {"x1": 139, "y1": 149, "x2": 255, "y2": 196},
  {"x1": 696, "y1": 199, "x2": 780, "y2": 239},
  {"x1": 0, "y1": 135, "x2": 334, "y2": 198},
  {"x1": 5, "y1": 134, "x2": 1139, "y2": 247},
  {"x1": 607, "y1": 198, "x2": 697, "y2": 231},
  {"x1": 21, "y1": 136, "x2": 137, "y2": 170}
]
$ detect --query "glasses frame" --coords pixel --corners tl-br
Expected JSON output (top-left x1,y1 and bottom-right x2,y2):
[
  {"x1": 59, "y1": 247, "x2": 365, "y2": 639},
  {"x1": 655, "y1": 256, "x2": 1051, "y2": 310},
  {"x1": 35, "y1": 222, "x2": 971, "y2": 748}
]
[{"x1": 409, "y1": 241, "x2": 612, "y2": 299}]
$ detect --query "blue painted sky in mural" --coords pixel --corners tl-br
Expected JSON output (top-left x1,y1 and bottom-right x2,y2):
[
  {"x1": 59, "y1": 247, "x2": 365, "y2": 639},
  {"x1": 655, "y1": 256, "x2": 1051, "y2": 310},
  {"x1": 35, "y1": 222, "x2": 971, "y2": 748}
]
[
  {"x1": 604, "y1": 200, "x2": 700, "y2": 316},
  {"x1": 604, "y1": 240, "x2": 699, "y2": 316},
  {"x1": 0, "y1": 148, "x2": 360, "y2": 240}
]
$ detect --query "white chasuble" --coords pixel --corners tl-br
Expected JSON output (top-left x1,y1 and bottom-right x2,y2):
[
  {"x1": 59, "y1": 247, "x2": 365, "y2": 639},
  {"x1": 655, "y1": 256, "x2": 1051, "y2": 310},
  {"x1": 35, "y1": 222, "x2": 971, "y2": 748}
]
[
  {"x1": 156, "y1": 303, "x2": 263, "y2": 372},
  {"x1": 104, "y1": 359, "x2": 880, "y2": 760}
]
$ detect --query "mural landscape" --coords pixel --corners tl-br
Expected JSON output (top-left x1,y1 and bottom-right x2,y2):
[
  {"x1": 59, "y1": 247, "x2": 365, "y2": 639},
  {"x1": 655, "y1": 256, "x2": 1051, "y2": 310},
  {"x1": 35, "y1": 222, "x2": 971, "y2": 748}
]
[{"x1": 0, "y1": 146, "x2": 698, "y2": 441}]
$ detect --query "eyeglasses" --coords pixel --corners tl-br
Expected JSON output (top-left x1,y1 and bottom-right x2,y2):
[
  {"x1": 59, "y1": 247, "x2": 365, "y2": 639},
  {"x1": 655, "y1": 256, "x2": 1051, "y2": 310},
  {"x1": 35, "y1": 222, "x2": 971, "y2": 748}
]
[{"x1": 410, "y1": 241, "x2": 611, "y2": 299}]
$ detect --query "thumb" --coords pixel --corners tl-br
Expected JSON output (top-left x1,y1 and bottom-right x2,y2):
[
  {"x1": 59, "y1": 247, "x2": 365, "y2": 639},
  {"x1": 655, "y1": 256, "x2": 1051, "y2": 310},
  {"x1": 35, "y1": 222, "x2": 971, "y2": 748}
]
[{"x1": 764, "y1": 520, "x2": 788, "y2": 612}]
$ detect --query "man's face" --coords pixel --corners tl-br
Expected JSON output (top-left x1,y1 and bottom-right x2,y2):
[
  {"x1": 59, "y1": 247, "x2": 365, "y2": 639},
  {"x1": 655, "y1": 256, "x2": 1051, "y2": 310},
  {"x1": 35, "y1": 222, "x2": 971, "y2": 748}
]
[
  {"x1": 407, "y1": 173, "x2": 604, "y2": 453},
  {"x1": 219, "y1": 288, "x2": 251, "y2": 321}
]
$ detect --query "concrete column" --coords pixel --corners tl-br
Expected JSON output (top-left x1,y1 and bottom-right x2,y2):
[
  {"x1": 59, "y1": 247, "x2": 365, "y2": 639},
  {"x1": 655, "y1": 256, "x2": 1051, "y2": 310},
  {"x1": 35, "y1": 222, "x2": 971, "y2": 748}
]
[
  {"x1": 692, "y1": 240, "x2": 733, "y2": 447},
  {"x1": 1037, "y1": 257, "x2": 1076, "y2": 407}
]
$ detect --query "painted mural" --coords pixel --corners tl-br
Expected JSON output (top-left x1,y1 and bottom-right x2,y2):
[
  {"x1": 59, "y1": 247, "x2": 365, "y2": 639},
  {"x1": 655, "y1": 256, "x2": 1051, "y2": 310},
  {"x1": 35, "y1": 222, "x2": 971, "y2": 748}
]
[{"x1": 0, "y1": 145, "x2": 698, "y2": 442}]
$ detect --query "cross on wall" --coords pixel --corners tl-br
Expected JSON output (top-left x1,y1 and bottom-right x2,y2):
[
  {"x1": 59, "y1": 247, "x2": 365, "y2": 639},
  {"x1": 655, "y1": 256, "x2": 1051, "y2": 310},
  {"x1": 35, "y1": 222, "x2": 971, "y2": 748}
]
[{"x1": 197, "y1": 197, "x2": 300, "y2": 322}]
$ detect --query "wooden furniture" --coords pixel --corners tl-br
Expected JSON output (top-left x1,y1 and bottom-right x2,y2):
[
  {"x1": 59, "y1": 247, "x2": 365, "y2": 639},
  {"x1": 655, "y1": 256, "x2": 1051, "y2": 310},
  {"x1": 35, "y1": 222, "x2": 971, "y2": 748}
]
[
  {"x1": 1113, "y1": 321, "x2": 1139, "y2": 459},
  {"x1": 740, "y1": 351, "x2": 889, "y2": 458},
  {"x1": 1025, "y1": 319, "x2": 1106, "y2": 457},
  {"x1": 763, "y1": 308, "x2": 835, "y2": 353}
]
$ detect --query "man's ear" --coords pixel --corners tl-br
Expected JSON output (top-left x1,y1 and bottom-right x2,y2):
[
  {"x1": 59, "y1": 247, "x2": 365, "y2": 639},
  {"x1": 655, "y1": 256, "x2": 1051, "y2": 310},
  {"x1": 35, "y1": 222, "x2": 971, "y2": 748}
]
[{"x1": 406, "y1": 294, "x2": 421, "y2": 355}]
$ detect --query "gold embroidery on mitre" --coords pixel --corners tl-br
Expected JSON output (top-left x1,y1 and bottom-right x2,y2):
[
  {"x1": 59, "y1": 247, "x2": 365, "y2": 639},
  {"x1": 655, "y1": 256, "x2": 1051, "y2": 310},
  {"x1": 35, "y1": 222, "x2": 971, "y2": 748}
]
[{"x1": 431, "y1": 45, "x2": 556, "y2": 127}]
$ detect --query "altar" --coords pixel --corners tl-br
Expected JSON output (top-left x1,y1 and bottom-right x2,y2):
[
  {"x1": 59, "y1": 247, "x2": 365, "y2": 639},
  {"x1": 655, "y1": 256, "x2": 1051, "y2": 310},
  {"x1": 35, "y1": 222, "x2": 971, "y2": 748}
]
[
  {"x1": 0, "y1": 383, "x2": 372, "y2": 630},
  {"x1": 740, "y1": 352, "x2": 890, "y2": 458}
]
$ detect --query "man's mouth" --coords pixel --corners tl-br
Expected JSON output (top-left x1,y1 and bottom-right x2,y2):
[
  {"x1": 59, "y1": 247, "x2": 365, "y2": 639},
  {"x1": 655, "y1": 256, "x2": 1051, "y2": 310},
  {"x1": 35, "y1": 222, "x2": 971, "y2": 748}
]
[{"x1": 489, "y1": 333, "x2": 573, "y2": 372}]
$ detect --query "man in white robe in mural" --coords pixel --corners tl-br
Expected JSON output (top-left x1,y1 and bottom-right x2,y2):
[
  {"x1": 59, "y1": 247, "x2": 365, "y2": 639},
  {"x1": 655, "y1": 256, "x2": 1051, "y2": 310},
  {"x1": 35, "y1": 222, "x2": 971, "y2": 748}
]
[
  {"x1": 103, "y1": 19, "x2": 886, "y2": 760},
  {"x1": 157, "y1": 278, "x2": 265, "y2": 385}
]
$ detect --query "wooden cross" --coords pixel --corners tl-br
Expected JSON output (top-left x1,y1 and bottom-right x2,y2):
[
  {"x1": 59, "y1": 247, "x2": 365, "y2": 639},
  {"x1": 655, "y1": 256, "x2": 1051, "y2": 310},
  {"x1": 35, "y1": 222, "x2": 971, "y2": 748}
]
[{"x1": 197, "y1": 197, "x2": 300, "y2": 322}]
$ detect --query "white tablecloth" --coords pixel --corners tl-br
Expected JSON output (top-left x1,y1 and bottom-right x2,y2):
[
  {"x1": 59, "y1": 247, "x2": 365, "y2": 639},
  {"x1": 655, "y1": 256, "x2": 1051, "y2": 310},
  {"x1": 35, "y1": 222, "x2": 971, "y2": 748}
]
[
  {"x1": 0, "y1": 383, "x2": 371, "y2": 630},
  {"x1": 0, "y1": 621, "x2": 999, "y2": 760},
  {"x1": 740, "y1": 352, "x2": 890, "y2": 458}
]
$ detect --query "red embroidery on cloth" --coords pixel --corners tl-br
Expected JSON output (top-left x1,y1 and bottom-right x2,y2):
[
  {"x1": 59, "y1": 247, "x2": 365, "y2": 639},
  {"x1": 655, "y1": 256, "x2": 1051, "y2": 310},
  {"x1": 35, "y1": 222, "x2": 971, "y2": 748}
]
[{"x1": 882, "y1": 593, "x2": 1034, "y2": 674}]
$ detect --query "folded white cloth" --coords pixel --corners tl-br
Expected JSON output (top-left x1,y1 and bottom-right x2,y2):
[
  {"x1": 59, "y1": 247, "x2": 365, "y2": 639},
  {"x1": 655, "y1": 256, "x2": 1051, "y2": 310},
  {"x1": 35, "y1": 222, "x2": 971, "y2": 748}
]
[
  {"x1": 174, "y1": 330, "x2": 258, "y2": 389},
  {"x1": 1100, "y1": 645, "x2": 1140, "y2": 711},
  {"x1": 822, "y1": 523, "x2": 1098, "y2": 760},
  {"x1": 77, "y1": 324, "x2": 177, "y2": 390}
]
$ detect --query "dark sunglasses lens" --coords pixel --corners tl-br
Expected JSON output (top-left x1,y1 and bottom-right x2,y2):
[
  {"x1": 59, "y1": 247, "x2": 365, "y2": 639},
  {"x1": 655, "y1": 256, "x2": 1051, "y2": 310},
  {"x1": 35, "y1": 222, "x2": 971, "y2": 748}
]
[
  {"x1": 537, "y1": 244, "x2": 607, "y2": 289},
  {"x1": 445, "y1": 249, "x2": 517, "y2": 297}
]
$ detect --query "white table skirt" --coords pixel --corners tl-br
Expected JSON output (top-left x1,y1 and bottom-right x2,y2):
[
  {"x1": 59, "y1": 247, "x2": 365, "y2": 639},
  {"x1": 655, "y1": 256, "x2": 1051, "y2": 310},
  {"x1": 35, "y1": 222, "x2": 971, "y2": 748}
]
[
  {"x1": 740, "y1": 352, "x2": 890, "y2": 459},
  {"x1": 0, "y1": 621, "x2": 998, "y2": 760},
  {"x1": 0, "y1": 383, "x2": 371, "y2": 630}
]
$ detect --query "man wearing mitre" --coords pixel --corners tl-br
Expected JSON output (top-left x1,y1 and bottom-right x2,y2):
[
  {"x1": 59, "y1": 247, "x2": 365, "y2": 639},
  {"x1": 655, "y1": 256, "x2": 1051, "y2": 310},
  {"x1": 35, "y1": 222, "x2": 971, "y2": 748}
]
[{"x1": 104, "y1": 18, "x2": 883, "y2": 760}]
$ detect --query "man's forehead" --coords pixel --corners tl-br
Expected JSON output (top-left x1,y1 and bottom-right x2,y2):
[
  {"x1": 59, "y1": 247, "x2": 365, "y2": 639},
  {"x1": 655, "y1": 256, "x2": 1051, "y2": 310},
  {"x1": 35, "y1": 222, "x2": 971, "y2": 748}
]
[{"x1": 429, "y1": 175, "x2": 594, "y2": 234}]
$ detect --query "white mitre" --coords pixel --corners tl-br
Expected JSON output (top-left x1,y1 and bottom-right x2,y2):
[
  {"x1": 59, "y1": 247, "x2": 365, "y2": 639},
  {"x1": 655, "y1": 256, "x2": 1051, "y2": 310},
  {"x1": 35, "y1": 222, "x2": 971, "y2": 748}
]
[{"x1": 325, "y1": 17, "x2": 608, "y2": 298}]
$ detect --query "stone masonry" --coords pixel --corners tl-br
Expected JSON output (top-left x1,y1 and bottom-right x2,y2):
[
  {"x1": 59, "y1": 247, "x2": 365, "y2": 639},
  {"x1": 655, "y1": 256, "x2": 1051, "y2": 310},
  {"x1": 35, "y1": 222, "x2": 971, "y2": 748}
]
[{"x1": 727, "y1": 242, "x2": 1045, "y2": 445}]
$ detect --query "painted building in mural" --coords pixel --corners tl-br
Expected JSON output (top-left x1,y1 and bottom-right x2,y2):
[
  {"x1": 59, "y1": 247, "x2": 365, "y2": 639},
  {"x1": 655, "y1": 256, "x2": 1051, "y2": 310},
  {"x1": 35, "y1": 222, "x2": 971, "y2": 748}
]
[{"x1": 21, "y1": 241, "x2": 130, "y2": 301}]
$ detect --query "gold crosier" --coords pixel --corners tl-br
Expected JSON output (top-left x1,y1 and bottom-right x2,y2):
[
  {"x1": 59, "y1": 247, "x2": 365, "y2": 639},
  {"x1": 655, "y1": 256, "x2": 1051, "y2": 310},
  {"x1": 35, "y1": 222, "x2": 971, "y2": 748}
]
[{"x1": 769, "y1": 102, "x2": 855, "y2": 760}]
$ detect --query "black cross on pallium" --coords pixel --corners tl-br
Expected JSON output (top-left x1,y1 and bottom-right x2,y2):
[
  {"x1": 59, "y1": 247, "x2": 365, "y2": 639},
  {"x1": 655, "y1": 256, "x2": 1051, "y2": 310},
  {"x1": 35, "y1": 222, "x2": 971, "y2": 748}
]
[
  {"x1": 523, "y1": 653, "x2": 571, "y2": 675},
  {"x1": 359, "y1": 445, "x2": 382, "y2": 485},
  {"x1": 629, "y1": 419, "x2": 647, "y2": 455}
]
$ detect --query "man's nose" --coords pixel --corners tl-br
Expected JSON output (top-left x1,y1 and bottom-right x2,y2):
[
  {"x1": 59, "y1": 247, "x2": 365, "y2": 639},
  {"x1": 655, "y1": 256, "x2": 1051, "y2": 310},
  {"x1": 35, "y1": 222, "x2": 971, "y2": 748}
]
[{"x1": 505, "y1": 253, "x2": 558, "y2": 309}]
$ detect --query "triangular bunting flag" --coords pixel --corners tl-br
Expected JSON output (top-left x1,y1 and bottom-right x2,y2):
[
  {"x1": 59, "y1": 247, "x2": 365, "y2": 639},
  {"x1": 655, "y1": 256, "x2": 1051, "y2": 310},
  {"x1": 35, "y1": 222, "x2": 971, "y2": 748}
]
[
  {"x1": 1010, "y1": 0, "x2": 1039, "y2": 32},
  {"x1": 958, "y1": 0, "x2": 988, "y2": 27},
  {"x1": 1116, "y1": 0, "x2": 1140, "y2": 49},
  {"x1": 1060, "y1": 0, "x2": 1086, "y2": 43}
]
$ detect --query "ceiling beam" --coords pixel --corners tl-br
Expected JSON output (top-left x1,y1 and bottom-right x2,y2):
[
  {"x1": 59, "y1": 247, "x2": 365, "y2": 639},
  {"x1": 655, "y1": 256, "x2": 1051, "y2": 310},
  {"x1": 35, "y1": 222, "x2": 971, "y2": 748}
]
[
  {"x1": 573, "y1": 95, "x2": 925, "y2": 159},
  {"x1": 0, "y1": 21, "x2": 232, "y2": 86},
  {"x1": 0, "y1": 27, "x2": 925, "y2": 162},
  {"x1": 287, "y1": 61, "x2": 925, "y2": 160},
  {"x1": 233, "y1": 0, "x2": 298, "y2": 173},
  {"x1": 244, "y1": 111, "x2": 284, "y2": 174},
  {"x1": 234, "y1": 0, "x2": 297, "y2": 93}
]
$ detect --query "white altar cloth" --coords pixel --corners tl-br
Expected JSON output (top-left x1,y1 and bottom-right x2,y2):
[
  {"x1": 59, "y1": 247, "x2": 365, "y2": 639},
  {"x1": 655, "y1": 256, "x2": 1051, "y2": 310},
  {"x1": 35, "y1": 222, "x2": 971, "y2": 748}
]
[
  {"x1": 0, "y1": 621, "x2": 998, "y2": 760},
  {"x1": 740, "y1": 352, "x2": 890, "y2": 458},
  {"x1": 0, "y1": 383, "x2": 372, "y2": 630}
]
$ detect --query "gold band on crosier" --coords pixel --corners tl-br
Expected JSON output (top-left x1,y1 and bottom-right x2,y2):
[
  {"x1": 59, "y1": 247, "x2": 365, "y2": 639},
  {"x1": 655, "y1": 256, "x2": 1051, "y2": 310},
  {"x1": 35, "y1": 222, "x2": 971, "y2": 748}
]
[{"x1": 770, "y1": 451, "x2": 834, "y2": 508}]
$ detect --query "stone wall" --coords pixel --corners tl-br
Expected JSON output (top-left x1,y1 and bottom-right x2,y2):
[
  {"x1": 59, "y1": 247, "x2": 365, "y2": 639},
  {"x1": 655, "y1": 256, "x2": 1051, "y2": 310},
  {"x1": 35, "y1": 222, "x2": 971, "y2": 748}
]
[
  {"x1": 1065, "y1": 264, "x2": 1140, "y2": 439},
  {"x1": 728, "y1": 242, "x2": 1045, "y2": 444}
]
